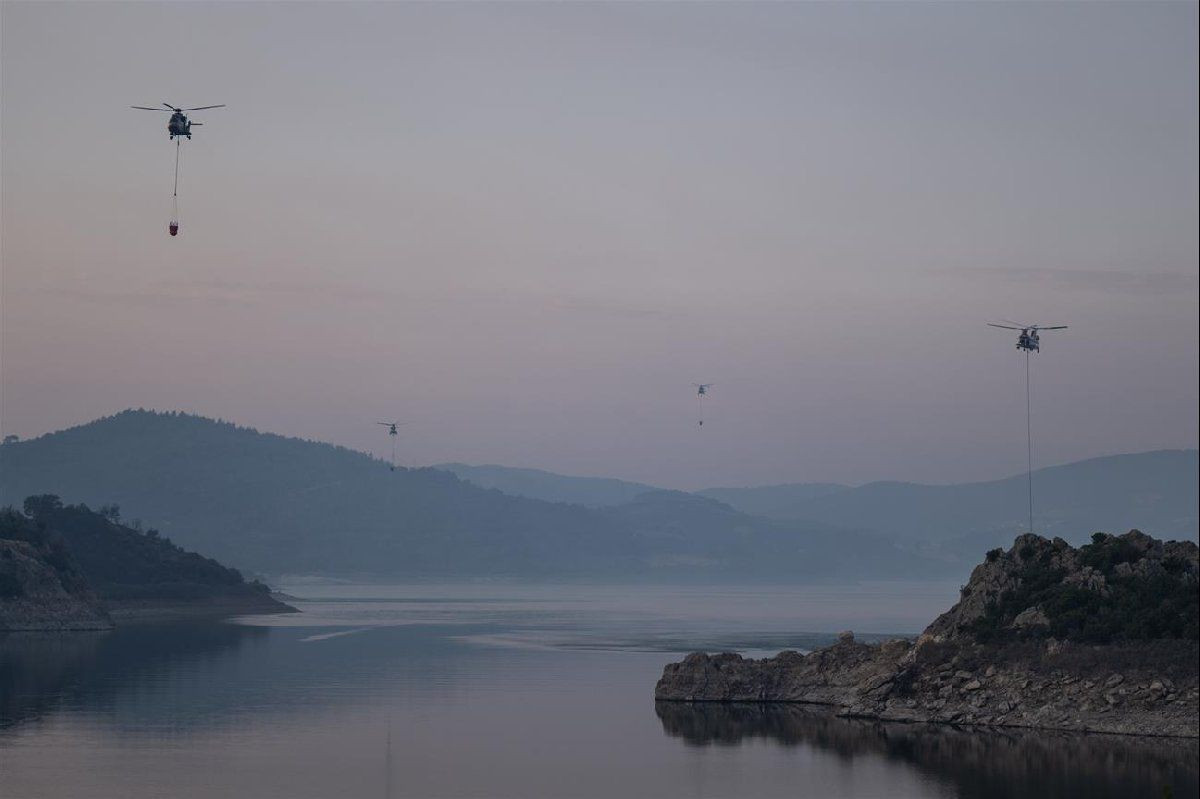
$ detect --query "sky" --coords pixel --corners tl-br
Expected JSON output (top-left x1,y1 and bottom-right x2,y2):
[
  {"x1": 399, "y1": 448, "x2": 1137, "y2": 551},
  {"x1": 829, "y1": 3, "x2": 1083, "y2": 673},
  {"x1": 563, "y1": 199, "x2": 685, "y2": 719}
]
[{"x1": 2, "y1": 1, "x2": 1197, "y2": 489}]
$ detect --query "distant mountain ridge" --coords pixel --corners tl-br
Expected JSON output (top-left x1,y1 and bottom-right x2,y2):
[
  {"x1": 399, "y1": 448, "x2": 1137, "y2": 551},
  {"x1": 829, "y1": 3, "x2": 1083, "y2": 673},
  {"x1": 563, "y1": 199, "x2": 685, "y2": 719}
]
[
  {"x1": 436, "y1": 452, "x2": 1197, "y2": 549},
  {"x1": 434, "y1": 462, "x2": 659, "y2": 507},
  {"x1": 0, "y1": 410, "x2": 930, "y2": 581},
  {"x1": 772, "y1": 450, "x2": 1198, "y2": 549},
  {"x1": 697, "y1": 483, "x2": 851, "y2": 517},
  {"x1": 3, "y1": 411, "x2": 1193, "y2": 579}
]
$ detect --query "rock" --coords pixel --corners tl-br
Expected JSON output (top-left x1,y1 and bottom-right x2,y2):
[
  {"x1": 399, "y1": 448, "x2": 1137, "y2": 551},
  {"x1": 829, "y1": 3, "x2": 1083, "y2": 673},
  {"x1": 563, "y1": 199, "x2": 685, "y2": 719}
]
[
  {"x1": 655, "y1": 530, "x2": 1200, "y2": 738},
  {"x1": 0, "y1": 538, "x2": 112, "y2": 631},
  {"x1": 1011, "y1": 606, "x2": 1050, "y2": 629}
]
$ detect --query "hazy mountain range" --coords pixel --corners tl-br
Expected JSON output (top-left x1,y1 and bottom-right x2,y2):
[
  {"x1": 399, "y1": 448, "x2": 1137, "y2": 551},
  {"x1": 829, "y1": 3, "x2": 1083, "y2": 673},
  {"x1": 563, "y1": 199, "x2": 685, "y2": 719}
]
[
  {"x1": 1, "y1": 410, "x2": 1194, "y2": 581},
  {"x1": 434, "y1": 463, "x2": 658, "y2": 507},
  {"x1": 442, "y1": 453, "x2": 1198, "y2": 552},
  {"x1": 0, "y1": 411, "x2": 929, "y2": 581}
]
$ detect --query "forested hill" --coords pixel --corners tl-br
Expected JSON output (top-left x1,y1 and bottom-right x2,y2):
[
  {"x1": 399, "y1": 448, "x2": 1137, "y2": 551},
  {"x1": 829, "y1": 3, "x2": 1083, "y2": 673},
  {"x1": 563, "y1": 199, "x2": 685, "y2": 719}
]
[
  {"x1": 19, "y1": 495, "x2": 284, "y2": 608},
  {"x1": 0, "y1": 410, "x2": 933, "y2": 580}
]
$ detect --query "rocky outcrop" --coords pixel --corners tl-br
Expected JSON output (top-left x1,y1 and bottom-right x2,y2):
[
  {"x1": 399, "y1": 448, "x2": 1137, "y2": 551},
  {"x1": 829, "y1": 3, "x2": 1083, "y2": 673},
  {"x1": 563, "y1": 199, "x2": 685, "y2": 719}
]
[
  {"x1": 0, "y1": 539, "x2": 112, "y2": 631},
  {"x1": 922, "y1": 530, "x2": 1197, "y2": 643},
  {"x1": 656, "y1": 531, "x2": 1200, "y2": 738}
]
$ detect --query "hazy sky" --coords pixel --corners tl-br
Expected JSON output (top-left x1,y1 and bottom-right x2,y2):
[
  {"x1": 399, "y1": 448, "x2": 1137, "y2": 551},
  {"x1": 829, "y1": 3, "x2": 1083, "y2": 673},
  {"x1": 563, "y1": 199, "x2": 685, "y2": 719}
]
[{"x1": 2, "y1": 1, "x2": 1197, "y2": 489}]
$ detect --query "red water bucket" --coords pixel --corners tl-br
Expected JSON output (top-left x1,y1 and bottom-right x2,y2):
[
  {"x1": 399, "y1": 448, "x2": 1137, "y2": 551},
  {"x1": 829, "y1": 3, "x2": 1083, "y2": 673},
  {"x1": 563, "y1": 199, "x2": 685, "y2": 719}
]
[{"x1": 169, "y1": 221, "x2": 179, "y2": 237}]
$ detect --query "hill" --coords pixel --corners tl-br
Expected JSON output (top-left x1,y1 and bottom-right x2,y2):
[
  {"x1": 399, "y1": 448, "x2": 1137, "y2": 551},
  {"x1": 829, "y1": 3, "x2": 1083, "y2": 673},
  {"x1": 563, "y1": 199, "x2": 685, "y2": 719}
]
[
  {"x1": 18, "y1": 495, "x2": 291, "y2": 618},
  {"x1": 697, "y1": 483, "x2": 850, "y2": 517},
  {"x1": 0, "y1": 410, "x2": 936, "y2": 581},
  {"x1": 763, "y1": 451, "x2": 1198, "y2": 551},
  {"x1": 0, "y1": 509, "x2": 111, "y2": 631},
  {"x1": 419, "y1": 453, "x2": 1196, "y2": 556},
  {"x1": 434, "y1": 462, "x2": 659, "y2": 507},
  {"x1": 601, "y1": 490, "x2": 935, "y2": 580}
]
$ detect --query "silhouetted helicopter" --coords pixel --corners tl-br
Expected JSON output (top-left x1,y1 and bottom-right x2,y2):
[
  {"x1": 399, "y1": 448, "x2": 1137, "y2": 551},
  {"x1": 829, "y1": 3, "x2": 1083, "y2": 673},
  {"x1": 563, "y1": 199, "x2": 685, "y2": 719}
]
[
  {"x1": 987, "y1": 322, "x2": 1067, "y2": 353},
  {"x1": 376, "y1": 421, "x2": 406, "y2": 471},
  {"x1": 131, "y1": 103, "x2": 225, "y2": 139},
  {"x1": 692, "y1": 383, "x2": 714, "y2": 426},
  {"x1": 988, "y1": 320, "x2": 1068, "y2": 535}
]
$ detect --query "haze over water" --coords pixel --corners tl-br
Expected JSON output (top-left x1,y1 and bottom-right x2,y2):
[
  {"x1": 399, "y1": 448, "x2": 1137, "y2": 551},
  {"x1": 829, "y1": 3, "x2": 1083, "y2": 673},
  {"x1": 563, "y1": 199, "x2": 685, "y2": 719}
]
[{"x1": 2, "y1": 584, "x2": 1196, "y2": 799}]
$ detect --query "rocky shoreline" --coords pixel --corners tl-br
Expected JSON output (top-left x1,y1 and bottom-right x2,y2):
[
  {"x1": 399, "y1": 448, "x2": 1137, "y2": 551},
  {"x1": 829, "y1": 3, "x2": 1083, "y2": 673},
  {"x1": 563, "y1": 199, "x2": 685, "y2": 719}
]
[{"x1": 656, "y1": 531, "x2": 1200, "y2": 738}]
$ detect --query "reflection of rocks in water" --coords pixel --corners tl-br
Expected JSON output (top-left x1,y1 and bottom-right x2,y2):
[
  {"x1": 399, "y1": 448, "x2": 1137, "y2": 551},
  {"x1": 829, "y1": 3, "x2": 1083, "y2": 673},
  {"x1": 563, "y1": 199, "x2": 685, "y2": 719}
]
[
  {"x1": 0, "y1": 622, "x2": 267, "y2": 731},
  {"x1": 656, "y1": 702, "x2": 1198, "y2": 799}
]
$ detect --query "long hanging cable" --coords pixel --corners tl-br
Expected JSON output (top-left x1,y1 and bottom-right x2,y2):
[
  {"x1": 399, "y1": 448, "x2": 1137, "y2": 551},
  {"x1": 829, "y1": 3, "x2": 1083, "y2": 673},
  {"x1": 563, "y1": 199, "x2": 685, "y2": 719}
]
[
  {"x1": 1026, "y1": 350, "x2": 1033, "y2": 533},
  {"x1": 171, "y1": 139, "x2": 181, "y2": 226}
]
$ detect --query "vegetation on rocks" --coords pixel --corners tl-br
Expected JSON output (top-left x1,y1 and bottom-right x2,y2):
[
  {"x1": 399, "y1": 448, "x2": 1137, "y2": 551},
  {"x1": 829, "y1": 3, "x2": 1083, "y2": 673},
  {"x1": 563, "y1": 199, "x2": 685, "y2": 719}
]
[
  {"x1": 657, "y1": 531, "x2": 1200, "y2": 737},
  {"x1": 963, "y1": 531, "x2": 1198, "y2": 643}
]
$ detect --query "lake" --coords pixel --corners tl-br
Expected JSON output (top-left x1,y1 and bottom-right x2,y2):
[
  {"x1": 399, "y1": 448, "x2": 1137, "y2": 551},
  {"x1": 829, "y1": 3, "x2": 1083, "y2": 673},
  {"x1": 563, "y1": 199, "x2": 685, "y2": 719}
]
[{"x1": 2, "y1": 583, "x2": 1196, "y2": 798}]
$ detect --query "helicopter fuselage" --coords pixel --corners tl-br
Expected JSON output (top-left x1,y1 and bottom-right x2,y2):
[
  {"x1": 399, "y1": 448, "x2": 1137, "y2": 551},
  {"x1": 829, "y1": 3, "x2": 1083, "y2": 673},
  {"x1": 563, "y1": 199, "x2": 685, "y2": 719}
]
[
  {"x1": 168, "y1": 112, "x2": 192, "y2": 139},
  {"x1": 1017, "y1": 331, "x2": 1040, "y2": 352}
]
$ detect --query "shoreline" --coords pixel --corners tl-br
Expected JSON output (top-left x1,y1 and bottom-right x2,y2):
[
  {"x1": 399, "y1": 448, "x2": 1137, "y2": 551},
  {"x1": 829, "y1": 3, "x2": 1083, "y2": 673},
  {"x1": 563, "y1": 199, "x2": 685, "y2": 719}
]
[{"x1": 654, "y1": 696, "x2": 1200, "y2": 740}]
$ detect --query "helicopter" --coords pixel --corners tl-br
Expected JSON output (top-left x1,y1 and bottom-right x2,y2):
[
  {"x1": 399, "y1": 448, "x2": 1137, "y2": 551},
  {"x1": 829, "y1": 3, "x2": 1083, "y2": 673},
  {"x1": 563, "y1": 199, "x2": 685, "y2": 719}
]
[
  {"x1": 988, "y1": 320, "x2": 1068, "y2": 535},
  {"x1": 376, "y1": 421, "x2": 407, "y2": 471},
  {"x1": 131, "y1": 103, "x2": 225, "y2": 139},
  {"x1": 987, "y1": 322, "x2": 1067, "y2": 353},
  {"x1": 692, "y1": 384, "x2": 714, "y2": 426}
]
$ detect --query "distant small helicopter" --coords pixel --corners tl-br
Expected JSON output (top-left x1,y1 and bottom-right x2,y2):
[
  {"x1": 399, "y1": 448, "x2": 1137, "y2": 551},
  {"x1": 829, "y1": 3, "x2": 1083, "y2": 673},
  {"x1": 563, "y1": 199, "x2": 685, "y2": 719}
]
[
  {"x1": 131, "y1": 103, "x2": 225, "y2": 139},
  {"x1": 376, "y1": 421, "x2": 407, "y2": 471},
  {"x1": 692, "y1": 383, "x2": 714, "y2": 426},
  {"x1": 987, "y1": 322, "x2": 1068, "y2": 353}
]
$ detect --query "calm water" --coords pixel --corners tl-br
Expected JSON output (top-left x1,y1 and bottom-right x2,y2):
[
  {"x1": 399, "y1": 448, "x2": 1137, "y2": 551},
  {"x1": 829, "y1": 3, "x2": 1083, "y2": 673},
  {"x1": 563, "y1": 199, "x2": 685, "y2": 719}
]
[{"x1": 1, "y1": 583, "x2": 1196, "y2": 798}]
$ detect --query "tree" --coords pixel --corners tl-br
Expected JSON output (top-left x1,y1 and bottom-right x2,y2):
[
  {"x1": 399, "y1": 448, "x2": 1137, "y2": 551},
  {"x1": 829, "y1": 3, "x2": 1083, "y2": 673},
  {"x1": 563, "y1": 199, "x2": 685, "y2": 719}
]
[{"x1": 23, "y1": 494, "x2": 63, "y2": 519}]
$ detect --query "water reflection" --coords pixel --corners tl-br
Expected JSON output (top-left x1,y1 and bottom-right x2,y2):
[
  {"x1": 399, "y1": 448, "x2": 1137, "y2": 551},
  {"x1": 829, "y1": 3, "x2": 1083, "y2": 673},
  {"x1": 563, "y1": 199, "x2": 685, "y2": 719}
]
[
  {"x1": 0, "y1": 623, "x2": 269, "y2": 731},
  {"x1": 656, "y1": 702, "x2": 1199, "y2": 799}
]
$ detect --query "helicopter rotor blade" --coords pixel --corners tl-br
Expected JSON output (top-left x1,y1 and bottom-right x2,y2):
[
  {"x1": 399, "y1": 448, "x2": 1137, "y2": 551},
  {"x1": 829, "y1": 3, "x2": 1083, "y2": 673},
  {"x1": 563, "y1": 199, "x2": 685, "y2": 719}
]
[
  {"x1": 131, "y1": 106, "x2": 172, "y2": 111},
  {"x1": 162, "y1": 103, "x2": 180, "y2": 111},
  {"x1": 185, "y1": 105, "x2": 225, "y2": 111},
  {"x1": 987, "y1": 323, "x2": 1024, "y2": 330},
  {"x1": 1034, "y1": 326, "x2": 1068, "y2": 330}
]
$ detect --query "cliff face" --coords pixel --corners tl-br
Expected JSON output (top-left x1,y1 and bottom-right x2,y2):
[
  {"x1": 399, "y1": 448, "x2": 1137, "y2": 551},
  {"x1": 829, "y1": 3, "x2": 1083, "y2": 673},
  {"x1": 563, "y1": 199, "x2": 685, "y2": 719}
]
[
  {"x1": 656, "y1": 531, "x2": 1200, "y2": 737},
  {"x1": 0, "y1": 537, "x2": 112, "y2": 632}
]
